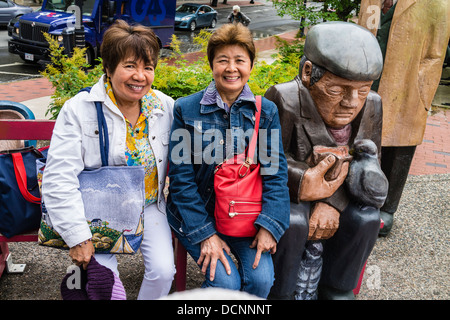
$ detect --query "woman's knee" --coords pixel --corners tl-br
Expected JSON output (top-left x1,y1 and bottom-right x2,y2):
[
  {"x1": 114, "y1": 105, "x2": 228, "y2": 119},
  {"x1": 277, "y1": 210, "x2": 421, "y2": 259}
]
[
  {"x1": 143, "y1": 245, "x2": 176, "y2": 281},
  {"x1": 242, "y1": 254, "x2": 274, "y2": 297},
  {"x1": 204, "y1": 258, "x2": 241, "y2": 291},
  {"x1": 143, "y1": 253, "x2": 176, "y2": 283},
  {"x1": 245, "y1": 274, "x2": 274, "y2": 297},
  {"x1": 207, "y1": 273, "x2": 241, "y2": 291}
]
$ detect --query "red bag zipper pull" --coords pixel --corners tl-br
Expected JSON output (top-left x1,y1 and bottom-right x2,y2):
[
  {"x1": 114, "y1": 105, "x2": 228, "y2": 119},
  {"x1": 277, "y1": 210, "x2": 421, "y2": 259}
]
[{"x1": 229, "y1": 201, "x2": 237, "y2": 218}]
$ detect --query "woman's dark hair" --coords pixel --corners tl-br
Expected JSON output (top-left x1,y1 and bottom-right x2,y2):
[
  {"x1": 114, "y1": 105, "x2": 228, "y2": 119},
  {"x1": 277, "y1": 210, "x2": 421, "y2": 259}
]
[{"x1": 100, "y1": 19, "x2": 160, "y2": 76}]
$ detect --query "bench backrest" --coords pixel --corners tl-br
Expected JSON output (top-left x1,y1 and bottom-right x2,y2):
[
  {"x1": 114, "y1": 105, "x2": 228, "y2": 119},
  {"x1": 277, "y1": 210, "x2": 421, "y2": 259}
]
[{"x1": 0, "y1": 119, "x2": 55, "y2": 141}]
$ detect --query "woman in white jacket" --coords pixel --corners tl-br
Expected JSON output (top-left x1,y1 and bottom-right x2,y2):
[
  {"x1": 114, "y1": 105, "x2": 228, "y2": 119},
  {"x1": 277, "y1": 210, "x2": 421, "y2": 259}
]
[{"x1": 42, "y1": 20, "x2": 175, "y2": 299}]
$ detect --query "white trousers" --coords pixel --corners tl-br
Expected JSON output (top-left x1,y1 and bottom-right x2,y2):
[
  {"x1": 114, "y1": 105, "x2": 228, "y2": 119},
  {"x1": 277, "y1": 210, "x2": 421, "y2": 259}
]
[{"x1": 95, "y1": 203, "x2": 176, "y2": 300}]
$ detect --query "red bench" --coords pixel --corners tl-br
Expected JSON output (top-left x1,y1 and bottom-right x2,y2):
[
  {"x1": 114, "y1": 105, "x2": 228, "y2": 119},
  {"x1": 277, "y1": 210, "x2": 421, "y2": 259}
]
[{"x1": 0, "y1": 118, "x2": 187, "y2": 292}]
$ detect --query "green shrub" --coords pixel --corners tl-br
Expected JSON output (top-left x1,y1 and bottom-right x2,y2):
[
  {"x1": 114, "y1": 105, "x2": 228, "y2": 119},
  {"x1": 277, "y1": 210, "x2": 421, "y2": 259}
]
[
  {"x1": 152, "y1": 30, "x2": 213, "y2": 100},
  {"x1": 249, "y1": 59, "x2": 298, "y2": 96},
  {"x1": 40, "y1": 33, "x2": 103, "y2": 119},
  {"x1": 249, "y1": 36, "x2": 302, "y2": 95}
]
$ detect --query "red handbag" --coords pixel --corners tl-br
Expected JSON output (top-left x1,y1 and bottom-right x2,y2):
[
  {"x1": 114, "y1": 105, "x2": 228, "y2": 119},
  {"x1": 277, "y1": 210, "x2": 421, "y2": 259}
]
[{"x1": 214, "y1": 96, "x2": 262, "y2": 237}]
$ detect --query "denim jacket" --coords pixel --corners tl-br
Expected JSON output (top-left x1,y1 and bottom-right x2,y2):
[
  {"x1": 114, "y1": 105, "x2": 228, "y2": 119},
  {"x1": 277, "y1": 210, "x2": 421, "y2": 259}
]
[{"x1": 166, "y1": 87, "x2": 290, "y2": 245}]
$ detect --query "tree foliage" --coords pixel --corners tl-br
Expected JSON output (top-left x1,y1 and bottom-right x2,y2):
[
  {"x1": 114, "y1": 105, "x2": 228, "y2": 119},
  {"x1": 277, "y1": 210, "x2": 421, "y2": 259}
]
[{"x1": 271, "y1": 0, "x2": 361, "y2": 28}]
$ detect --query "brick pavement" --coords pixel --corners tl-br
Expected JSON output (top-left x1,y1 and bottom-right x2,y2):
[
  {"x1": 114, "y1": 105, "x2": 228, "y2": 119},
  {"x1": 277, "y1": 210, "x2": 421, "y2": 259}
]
[
  {"x1": 0, "y1": 78, "x2": 54, "y2": 102},
  {"x1": 409, "y1": 109, "x2": 449, "y2": 175}
]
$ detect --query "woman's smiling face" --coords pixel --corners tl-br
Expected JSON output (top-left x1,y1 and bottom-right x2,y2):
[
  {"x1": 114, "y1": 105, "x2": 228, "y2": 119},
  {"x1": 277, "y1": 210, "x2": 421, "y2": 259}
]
[
  {"x1": 107, "y1": 56, "x2": 154, "y2": 107},
  {"x1": 211, "y1": 44, "x2": 253, "y2": 104}
]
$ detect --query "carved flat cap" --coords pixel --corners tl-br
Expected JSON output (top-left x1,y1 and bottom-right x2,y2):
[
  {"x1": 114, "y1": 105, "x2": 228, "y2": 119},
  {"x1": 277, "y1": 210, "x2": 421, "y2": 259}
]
[{"x1": 304, "y1": 21, "x2": 383, "y2": 81}]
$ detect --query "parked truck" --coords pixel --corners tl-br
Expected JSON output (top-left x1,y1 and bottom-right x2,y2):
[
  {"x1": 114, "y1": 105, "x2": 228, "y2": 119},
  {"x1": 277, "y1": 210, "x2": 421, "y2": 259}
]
[{"x1": 7, "y1": 0, "x2": 176, "y2": 65}]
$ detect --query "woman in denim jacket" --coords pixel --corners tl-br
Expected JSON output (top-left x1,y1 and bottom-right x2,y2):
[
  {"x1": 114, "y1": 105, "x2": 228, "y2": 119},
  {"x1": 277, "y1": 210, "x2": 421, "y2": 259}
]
[{"x1": 166, "y1": 24, "x2": 290, "y2": 298}]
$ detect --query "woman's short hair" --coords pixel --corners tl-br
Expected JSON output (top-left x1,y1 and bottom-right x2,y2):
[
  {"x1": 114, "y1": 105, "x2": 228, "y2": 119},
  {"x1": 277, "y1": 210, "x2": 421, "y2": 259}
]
[
  {"x1": 100, "y1": 20, "x2": 160, "y2": 75},
  {"x1": 207, "y1": 23, "x2": 255, "y2": 69}
]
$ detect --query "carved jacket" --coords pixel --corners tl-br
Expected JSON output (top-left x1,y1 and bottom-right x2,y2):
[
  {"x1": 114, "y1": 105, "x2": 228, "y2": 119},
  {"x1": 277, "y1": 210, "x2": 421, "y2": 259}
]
[{"x1": 264, "y1": 76, "x2": 383, "y2": 213}]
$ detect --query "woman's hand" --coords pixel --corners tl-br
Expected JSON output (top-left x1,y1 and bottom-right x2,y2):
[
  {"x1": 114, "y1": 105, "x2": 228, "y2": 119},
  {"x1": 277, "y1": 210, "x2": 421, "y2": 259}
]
[
  {"x1": 197, "y1": 234, "x2": 232, "y2": 281},
  {"x1": 69, "y1": 240, "x2": 95, "y2": 270},
  {"x1": 250, "y1": 227, "x2": 277, "y2": 269}
]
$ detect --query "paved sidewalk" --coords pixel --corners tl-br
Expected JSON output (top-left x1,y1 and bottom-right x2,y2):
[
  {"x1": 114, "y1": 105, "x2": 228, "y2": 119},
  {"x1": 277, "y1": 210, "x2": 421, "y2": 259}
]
[{"x1": 0, "y1": 5, "x2": 448, "y2": 299}]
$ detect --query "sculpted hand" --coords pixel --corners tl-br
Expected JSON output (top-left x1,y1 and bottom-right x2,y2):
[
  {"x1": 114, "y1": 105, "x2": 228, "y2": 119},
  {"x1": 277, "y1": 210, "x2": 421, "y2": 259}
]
[
  {"x1": 308, "y1": 202, "x2": 340, "y2": 240},
  {"x1": 250, "y1": 227, "x2": 277, "y2": 269},
  {"x1": 198, "y1": 234, "x2": 232, "y2": 281},
  {"x1": 69, "y1": 240, "x2": 95, "y2": 270},
  {"x1": 300, "y1": 155, "x2": 349, "y2": 201}
]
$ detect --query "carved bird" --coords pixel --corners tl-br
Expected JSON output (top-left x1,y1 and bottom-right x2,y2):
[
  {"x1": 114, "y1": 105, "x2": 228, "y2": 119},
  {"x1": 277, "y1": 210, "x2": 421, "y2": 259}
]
[{"x1": 346, "y1": 139, "x2": 388, "y2": 208}]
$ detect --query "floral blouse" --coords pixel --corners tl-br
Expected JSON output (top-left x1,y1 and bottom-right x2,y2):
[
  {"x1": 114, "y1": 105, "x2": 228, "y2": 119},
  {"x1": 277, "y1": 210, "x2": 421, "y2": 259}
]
[{"x1": 105, "y1": 80, "x2": 163, "y2": 206}]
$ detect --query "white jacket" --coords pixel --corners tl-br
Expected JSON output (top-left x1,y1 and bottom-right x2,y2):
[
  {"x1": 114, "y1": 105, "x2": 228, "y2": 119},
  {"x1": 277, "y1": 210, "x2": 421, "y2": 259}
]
[{"x1": 42, "y1": 76, "x2": 174, "y2": 248}]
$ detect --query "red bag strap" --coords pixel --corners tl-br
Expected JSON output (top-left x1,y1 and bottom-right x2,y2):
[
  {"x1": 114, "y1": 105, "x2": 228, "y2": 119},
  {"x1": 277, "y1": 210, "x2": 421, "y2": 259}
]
[
  {"x1": 247, "y1": 95, "x2": 261, "y2": 161},
  {"x1": 237, "y1": 96, "x2": 261, "y2": 178},
  {"x1": 11, "y1": 152, "x2": 41, "y2": 204}
]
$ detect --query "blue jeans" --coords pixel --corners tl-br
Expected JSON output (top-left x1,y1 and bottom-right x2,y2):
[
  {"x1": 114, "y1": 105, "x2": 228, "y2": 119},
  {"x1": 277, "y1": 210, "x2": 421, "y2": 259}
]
[{"x1": 178, "y1": 233, "x2": 275, "y2": 298}]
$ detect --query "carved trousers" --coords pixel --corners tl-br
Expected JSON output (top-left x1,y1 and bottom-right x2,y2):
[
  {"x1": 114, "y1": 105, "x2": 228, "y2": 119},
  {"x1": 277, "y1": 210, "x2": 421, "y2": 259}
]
[
  {"x1": 380, "y1": 146, "x2": 417, "y2": 215},
  {"x1": 269, "y1": 201, "x2": 380, "y2": 299}
]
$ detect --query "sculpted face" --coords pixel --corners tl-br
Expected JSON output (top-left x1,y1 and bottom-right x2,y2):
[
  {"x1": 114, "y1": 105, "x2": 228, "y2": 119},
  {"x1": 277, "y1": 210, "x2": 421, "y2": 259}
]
[{"x1": 302, "y1": 61, "x2": 373, "y2": 129}]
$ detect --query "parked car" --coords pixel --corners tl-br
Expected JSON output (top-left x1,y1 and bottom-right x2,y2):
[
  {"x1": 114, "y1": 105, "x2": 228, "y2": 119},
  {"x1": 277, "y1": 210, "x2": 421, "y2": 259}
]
[
  {"x1": 175, "y1": 3, "x2": 217, "y2": 31},
  {"x1": 0, "y1": 0, "x2": 33, "y2": 26}
]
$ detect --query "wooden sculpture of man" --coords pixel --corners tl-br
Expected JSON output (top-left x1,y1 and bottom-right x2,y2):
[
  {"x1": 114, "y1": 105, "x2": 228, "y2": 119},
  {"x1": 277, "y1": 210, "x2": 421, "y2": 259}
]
[{"x1": 264, "y1": 22, "x2": 386, "y2": 300}]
